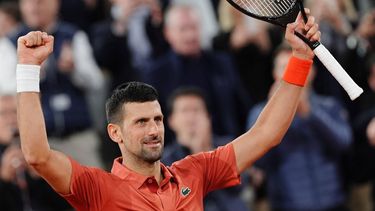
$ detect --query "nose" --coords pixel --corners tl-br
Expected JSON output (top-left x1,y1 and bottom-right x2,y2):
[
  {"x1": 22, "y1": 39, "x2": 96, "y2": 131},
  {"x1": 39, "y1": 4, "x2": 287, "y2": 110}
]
[{"x1": 148, "y1": 120, "x2": 159, "y2": 136}]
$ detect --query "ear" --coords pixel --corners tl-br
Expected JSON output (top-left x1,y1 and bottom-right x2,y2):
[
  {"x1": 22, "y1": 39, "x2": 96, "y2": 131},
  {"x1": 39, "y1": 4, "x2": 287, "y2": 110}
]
[{"x1": 107, "y1": 123, "x2": 123, "y2": 144}]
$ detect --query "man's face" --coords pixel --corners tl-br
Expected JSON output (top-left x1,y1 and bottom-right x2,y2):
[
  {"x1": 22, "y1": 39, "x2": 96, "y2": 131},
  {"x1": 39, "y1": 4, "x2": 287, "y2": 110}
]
[
  {"x1": 165, "y1": 8, "x2": 201, "y2": 57},
  {"x1": 20, "y1": 0, "x2": 59, "y2": 29},
  {"x1": 0, "y1": 96, "x2": 17, "y2": 144},
  {"x1": 169, "y1": 95, "x2": 210, "y2": 137},
  {"x1": 120, "y1": 101, "x2": 165, "y2": 163}
]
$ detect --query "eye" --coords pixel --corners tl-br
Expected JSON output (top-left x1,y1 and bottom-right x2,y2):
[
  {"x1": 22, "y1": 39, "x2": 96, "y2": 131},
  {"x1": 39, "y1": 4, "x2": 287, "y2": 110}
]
[
  {"x1": 155, "y1": 116, "x2": 163, "y2": 124},
  {"x1": 136, "y1": 119, "x2": 146, "y2": 126}
]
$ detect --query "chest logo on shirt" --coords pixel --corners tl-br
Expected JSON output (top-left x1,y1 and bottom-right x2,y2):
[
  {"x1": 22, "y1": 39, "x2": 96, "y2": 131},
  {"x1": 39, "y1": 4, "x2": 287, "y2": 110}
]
[{"x1": 181, "y1": 187, "x2": 191, "y2": 197}]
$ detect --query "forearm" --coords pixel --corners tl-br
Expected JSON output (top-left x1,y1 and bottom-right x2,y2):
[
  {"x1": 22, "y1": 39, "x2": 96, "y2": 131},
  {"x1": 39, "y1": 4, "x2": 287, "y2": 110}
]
[
  {"x1": 234, "y1": 53, "x2": 313, "y2": 172},
  {"x1": 233, "y1": 81, "x2": 302, "y2": 172},
  {"x1": 17, "y1": 92, "x2": 51, "y2": 165},
  {"x1": 255, "y1": 81, "x2": 302, "y2": 142}
]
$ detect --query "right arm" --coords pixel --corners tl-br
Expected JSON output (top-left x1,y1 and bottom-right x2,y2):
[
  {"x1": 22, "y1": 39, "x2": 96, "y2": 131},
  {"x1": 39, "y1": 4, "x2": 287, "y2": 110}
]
[
  {"x1": 232, "y1": 12, "x2": 319, "y2": 173},
  {"x1": 17, "y1": 31, "x2": 72, "y2": 195}
]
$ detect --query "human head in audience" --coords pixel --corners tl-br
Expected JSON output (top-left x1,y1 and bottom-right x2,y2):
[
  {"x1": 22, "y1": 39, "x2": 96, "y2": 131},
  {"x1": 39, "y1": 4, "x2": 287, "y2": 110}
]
[
  {"x1": 167, "y1": 87, "x2": 212, "y2": 153},
  {"x1": 20, "y1": 0, "x2": 60, "y2": 31},
  {"x1": 164, "y1": 5, "x2": 201, "y2": 57}
]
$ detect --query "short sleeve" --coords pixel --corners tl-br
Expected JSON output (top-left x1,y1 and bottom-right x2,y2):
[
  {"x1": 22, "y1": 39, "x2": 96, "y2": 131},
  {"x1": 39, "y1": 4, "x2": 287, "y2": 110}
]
[
  {"x1": 175, "y1": 143, "x2": 240, "y2": 195},
  {"x1": 60, "y1": 158, "x2": 108, "y2": 211}
]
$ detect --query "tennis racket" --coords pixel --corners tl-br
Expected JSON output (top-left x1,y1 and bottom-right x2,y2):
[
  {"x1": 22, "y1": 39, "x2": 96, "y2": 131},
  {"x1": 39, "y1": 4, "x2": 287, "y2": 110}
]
[{"x1": 226, "y1": 0, "x2": 363, "y2": 100}]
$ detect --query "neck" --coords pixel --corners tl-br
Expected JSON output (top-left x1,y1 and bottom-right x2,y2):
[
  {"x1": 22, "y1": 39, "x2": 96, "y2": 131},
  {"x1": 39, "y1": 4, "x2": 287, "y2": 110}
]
[
  {"x1": 122, "y1": 155, "x2": 163, "y2": 184},
  {"x1": 177, "y1": 133, "x2": 213, "y2": 154},
  {"x1": 176, "y1": 50, "x2": 201, "y2": 59},
  {"x1": 38, "y1": 20, "x2": 57, "y2": 33}
]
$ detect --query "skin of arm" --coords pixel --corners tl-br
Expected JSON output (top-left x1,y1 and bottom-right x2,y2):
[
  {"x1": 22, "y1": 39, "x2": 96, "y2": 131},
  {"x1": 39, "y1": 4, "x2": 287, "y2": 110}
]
[
  {"x1": 17, "y1": 31, "x2": 72, "y2": 195},
  {"x1": 233, "y1": 12, "x2": 321, "y2": 173}
]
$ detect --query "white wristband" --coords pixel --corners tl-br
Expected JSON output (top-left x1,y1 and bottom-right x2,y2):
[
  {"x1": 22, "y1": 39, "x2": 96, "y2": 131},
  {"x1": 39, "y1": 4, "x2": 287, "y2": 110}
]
[{"x1": 16, "y1": 64, "x2": 41, "y2": 93}]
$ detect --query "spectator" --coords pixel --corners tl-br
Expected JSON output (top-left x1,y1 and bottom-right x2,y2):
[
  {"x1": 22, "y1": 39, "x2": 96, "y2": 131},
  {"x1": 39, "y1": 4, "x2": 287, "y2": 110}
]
[
  {"x1": 350, "y1": 55, "x2": 375, "y2": 211},
  {"x1": 168, "y1": 0, "x2": 219, "y2": 50},
  {"x1": 1, "y1": 0, "x2": 104, "y2": 167},
  {"x1": 0, "y1": 1, "x2": 20, "y2": 93},
  {"x1": 247, "y1": 44, "x2": 353, "y2": 211},
  {"x1": 144, "y1": 4, "x2": 250, "y2": 142},
  {"x1": 91, "y1": 0, "x2": 165, "y2": 92},
  {"x1": 214, "y1": 1, "x2": 283, "y2": 104},
  {"x1": 0, "y1": 94, "x2": 72, "y2": 211},
  {"x1": 162, "y1": 87, "x2": 249, "y2": 211}
]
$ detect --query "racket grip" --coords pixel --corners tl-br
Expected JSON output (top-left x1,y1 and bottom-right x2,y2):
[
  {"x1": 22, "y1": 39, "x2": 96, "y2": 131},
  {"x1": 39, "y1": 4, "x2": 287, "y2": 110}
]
[{"x1": 313, "y1": 44, "x2": 363, "y2": 100}]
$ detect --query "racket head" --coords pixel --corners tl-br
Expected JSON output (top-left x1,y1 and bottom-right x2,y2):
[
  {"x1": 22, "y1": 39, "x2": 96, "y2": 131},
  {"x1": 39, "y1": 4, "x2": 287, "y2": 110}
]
[{"x1": 226, "y1": 0, "x2": 301, "y2": 27}]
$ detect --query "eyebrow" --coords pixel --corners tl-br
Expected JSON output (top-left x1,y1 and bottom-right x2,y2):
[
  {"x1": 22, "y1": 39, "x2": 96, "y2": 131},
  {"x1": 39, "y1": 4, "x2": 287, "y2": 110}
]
[
  {"x1": 134, "y1": 117, "x2": 149, "y2": 123},
  {"x1": 155, "y1": 114, "x2": 164, "y2": 118},
  {"x1": 134, "y1": 114, "x2": 163, "y2": 122}
]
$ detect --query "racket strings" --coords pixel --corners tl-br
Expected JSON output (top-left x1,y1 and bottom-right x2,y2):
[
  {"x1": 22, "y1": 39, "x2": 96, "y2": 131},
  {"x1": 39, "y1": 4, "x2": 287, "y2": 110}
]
[{"x1": 235, "y1": 0, "x2": 295, "y2": 17}]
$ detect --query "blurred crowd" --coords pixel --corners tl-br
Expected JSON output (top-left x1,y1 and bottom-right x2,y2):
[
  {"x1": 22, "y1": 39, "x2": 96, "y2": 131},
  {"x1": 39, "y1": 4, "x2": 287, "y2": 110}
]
[{"x1": 0, "y1": 0, "x2": 374, "y2": 210}]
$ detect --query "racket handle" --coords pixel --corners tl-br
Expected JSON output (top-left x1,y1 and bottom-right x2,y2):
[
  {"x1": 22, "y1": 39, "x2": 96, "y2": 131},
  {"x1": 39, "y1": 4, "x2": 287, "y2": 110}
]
[{"x1": 313, "y1": 44, "x2": 363, "y2": 100}]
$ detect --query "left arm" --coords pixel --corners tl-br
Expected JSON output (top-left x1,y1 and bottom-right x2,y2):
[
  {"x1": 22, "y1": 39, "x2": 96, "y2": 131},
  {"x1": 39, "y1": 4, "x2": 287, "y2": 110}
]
[{"x1": 233, "y1": 13, "x2": 320, "y2": 173}]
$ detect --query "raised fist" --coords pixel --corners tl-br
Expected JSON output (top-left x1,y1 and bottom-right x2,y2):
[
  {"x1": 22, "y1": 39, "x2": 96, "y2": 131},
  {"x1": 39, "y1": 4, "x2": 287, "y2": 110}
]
[{"x1": 17, "y1": 31, "x2": 54, "y2": 65}]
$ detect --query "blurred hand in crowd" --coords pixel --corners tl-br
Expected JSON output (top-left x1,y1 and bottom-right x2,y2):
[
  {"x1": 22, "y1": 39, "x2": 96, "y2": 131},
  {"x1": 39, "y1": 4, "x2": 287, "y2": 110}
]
[
  {"x1": 366, "y1": 117, "x2": 375, "y2": 147},
  {"x1": 111, "y1": 0, "x2": 161, "y2": 29},
  {"x1": 368, "y1": 62, "x2": 375, "y2": 91},
  {"x1": 229, "y1": 9, "x2": 271, "y2": 52},
  {"x1": 143, "y1": 0, "x2": 162, "y2": 24},
  {"x1": 0, "y1": 146, "x2": 26, "y2": 183},
  {"x1": 248, "y1": 167, "x2": 265, "y2": 188},
  {"x1": 308, "y1": 0, "x2": 352, "y2": 36},
  {"x1": 58, "y1": 41, "x2": 74, "y2": 73},
  {"x1": 356, "y1": 9, "x2": 375, "y2": 40}
]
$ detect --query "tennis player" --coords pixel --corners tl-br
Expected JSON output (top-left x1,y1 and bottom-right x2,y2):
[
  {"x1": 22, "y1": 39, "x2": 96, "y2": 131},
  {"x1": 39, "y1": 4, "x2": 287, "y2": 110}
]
[{"x1": 16, "y1": 12, "x2": 320, "y2": 210}]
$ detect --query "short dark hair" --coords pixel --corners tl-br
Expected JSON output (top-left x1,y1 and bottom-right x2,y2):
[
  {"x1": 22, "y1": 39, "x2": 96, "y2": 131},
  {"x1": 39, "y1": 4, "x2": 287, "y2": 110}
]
[
  {"x1": 166, "y1": 86, "x2": 210, "y2": 116},
  {"x1": 105, "y1": 82, "x2": 159, "y2": 124}
]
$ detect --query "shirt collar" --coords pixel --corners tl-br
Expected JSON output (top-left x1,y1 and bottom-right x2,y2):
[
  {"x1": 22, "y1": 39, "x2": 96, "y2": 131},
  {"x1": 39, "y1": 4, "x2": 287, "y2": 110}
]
[{"x1": 111, "y1": 157, "x2": 176, "y2": 189}]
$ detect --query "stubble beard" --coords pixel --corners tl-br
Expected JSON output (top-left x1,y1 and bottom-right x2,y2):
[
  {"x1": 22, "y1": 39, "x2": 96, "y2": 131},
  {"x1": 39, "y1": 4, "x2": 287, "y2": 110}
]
[{"x1": 140, "y1": 137, "x2": 164, "y2": 163}]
